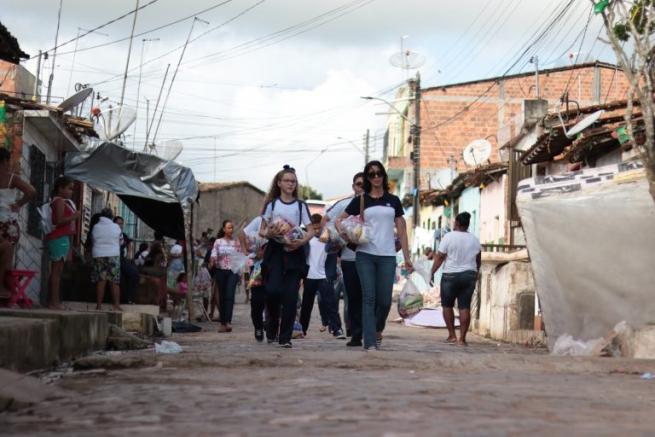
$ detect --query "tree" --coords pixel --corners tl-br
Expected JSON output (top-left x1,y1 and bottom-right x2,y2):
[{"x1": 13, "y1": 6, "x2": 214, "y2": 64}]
[
  {"x1": 299, "y1": 185, "x2": 323, "y2": 200},
  {"x1": 593, "y1": 0, "x2": 655, "y2": 201}
]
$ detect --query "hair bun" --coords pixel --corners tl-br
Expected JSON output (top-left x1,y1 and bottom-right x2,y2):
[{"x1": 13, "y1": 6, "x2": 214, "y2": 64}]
[{"x1": 283, "y1": 164, "x2": 290, "y2": 170}]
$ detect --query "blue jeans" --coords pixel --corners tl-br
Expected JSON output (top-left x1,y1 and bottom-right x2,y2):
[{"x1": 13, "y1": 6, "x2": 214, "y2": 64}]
[
  {"x1": 342, "y1": 260, "x2": 362, "y2": 341},
  {"x1": 300, "y1": 278, "x2": 342, "y2": 334},
  {"x1": 215, "y1": 268, "x2": 238, "y2": 324},
  {"x1": 355, "y1": 252, "x2": 396, "y2": 349}
]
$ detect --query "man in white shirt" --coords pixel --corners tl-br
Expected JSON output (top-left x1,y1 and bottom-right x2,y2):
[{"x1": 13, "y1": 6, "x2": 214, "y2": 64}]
[{"x1": 430, "y1": 212, "x2": 481, "y2": 347}]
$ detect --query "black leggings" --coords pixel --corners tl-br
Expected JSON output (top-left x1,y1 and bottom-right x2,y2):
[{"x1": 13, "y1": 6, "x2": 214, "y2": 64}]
[{"x1": 250, "y1": 285, "x2": 266, "y2": 330}]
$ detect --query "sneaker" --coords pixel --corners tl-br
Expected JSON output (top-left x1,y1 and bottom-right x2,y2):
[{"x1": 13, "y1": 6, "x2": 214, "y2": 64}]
[
  {"x1": 267, "y1": 337, "x2": 277, "y2": 344},
  {"x1": 346, "y1": 339, "x2": 362, "y2": 347},
  {"x1": 255, "y1": 329, "x2": 264, "y2": 342},
  {"x1": 281, "y1": 342, "x2": 292, "y2": 348},
  {"x1": 333, "y1": 329, "x2": 346, "y2": 340}
]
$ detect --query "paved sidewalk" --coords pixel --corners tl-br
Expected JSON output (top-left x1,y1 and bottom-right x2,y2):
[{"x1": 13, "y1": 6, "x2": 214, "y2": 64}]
[{"x1": 2, "y1": 300, "x2": 655, "y2": 436}]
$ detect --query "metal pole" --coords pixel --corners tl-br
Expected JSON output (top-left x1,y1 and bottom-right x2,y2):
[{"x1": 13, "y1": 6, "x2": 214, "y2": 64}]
[
  {"x1": 120, "y1": 0, "x2": 140, "y2": 107},
  {"x1": 365, "y1": 129, "x2": 370, "y2": 164},
  {"x1": 46, "y1": 0, "x2": 64, "y2": 105},
  {"x1": 534, "y1": 55, "x2": 540, "y2": 99},
  {"x1": 412, "y1": 72, "x2": 421, "y2": 229},
  {"x1": 33, "y1": 50, "x2": 42, "y2": 102},
  {"x1": 133, "y1": 38, "x2": 159, "y2": 149}
]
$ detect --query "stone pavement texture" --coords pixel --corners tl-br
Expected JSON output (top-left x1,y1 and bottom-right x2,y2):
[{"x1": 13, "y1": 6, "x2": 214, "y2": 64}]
[{"x1": 2, "y1": 300, "x2": 655, "y2": 436}]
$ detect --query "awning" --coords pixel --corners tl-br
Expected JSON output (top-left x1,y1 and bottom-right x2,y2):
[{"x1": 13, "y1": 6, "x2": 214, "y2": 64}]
[{"x1": 64, "y1": 142, "x2": 199, "y2": 240}]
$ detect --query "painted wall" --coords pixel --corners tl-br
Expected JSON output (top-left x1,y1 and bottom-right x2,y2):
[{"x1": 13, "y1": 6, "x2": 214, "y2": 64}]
[
  {"x1": 193, "y1": 185, "x2": 265, "y2": 237},
  {"x1": 459, "y1": 187, "x2": 481, "y2": 238},
  {"x1": 479, "y1": 175, "x2": 507, "y2": 244}
]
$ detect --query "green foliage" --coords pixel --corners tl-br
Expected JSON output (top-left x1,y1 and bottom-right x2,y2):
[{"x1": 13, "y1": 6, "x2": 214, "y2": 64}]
[
  {"x1": 300, "y1": 185, "x2": 323, "y2": 200},
  {"x1": 611, "y1": 0, "x2": 655, "y2": 41}
]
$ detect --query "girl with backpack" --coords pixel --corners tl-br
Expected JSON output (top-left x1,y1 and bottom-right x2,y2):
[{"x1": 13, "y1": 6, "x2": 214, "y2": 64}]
[
  {"x1": 258, "y1": 165, "x2": 314, "y2": 348},
  {"x1": 45, "y1": 176, "x2": 80, "y2": 310}
]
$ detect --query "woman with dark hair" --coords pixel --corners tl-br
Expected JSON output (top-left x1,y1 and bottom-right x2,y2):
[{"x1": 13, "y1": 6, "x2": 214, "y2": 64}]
[
  {"x1": 336, "y1": 160, "x2": 412, "y2": 351},
  {"x1": 258, "y1": 165, "x2": 314, "y2": 348},
  {"x1": 113, "y1": 216, "x2": 139, "y2": 304},
  {"x1": 90, "y1": 208, "x2": 122, "y2": 311},
  {"x1": 0, "y1": 148, "x2": 35, "y2": 296},
  {"x1": 209, "y1": 220, "x2": 241, "y2": 333}
]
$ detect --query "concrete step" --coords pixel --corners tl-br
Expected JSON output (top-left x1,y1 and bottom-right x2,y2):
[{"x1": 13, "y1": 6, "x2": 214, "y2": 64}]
[{"x1": 0, "y1": 309, "x2": 108, "y2": 372}]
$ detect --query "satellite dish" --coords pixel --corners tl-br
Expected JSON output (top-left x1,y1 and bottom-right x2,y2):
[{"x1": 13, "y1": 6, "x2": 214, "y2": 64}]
[
  {"x1": 150, "y1": 139, "x2": 183, "y2": 161},
  {"x1": 58, "y1": 87, "x2": 93, "y2": 112},
  {"x1": 94, "y1": 106, "x2": 137, "y2": 141},
  {"x1": 389, "y1": 50, "x2": 426, "y2": 69},
  {"x1": 556, "y1": 108, "x2": 604, "y2": 138},
  {"x1": 463, "y1": 139, "x2": 492, "y2": 167}
]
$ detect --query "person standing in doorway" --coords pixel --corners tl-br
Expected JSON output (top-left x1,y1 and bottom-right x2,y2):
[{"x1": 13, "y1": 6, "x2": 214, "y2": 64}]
[
  {"x1": 324, "y1": 172, "x2": 365, "y2": 346},
  {"x1": 210, "y1": 220, "x2": 241, "y2": 333},
  {"x1": 259, "y1": 165, "x2": 314, "y2": 348},
  {"x1": 429, "y1": 212, "x2": 481, "y2": 347},
  {"x1": 337, "y1": 161, "x2": 412, "y2": 351}
]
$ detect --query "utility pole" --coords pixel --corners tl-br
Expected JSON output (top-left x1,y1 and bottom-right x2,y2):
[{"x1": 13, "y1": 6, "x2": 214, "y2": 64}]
[
  {"x1": 33, "y1": 50, "x2": 42, "y2": 102},
  {"x1": 120, "y1": 0, "x2": 140, "y2": 107},
  {"x1": 411, "y1": 72, "x2": 422, "y2": 229},
  {"x1": 365, "y1": 129, "x2": 370, "y2": 164},
  {"x1": 46, "y1": 0, "x2": 64, "y2": 105}
]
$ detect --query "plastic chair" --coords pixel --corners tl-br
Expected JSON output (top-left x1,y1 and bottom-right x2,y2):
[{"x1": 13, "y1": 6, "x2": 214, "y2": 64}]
[{"x1": 0, "y1": 270, "x2": 37, "y2": 309}]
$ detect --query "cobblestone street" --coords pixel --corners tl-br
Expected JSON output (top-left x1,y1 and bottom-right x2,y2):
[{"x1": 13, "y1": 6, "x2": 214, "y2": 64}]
[{"x1": 2, "y1": 301, "x2": 655, "y2": 437}]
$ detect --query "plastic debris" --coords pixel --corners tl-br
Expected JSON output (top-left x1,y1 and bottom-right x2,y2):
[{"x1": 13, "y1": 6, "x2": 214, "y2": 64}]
[
  {"x1": 641, "y1": 373, "x2": 655, "y2": 380},
  {"x1": 155, "y1": 340, "x2": 183, "y2": 354}
]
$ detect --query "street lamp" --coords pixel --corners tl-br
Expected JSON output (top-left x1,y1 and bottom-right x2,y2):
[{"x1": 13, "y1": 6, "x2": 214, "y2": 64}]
[
  {"x1": 336, "y1": 136, "x2": 367, "y2": 164},
  {"x1": 361, "y1": 87, "x2": 422, "y2": 229}
]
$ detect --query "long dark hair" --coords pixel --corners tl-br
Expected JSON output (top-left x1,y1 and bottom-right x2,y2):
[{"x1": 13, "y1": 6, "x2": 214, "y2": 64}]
[
  {"x1": 216, "y1": 220, "x2": 233, "y2": 239},
  {"x1": 51, "y1": 176, "x2": 74, "y2": 197},
  {"x1": 265, "y1": 165, "x2": 298, "y2": 202},
  {"x1": 0, "y1": 148, "x2": 10, "y2": 164},
  {"x1": 362, "y1": 160, "x2": 390, "y2": 193}
]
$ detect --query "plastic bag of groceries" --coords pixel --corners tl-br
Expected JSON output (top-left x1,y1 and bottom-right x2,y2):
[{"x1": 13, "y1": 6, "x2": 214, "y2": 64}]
[
  {"x1": 245, "y1": 232, "x2": 268, "y2": 253},
  {"x1": 193, "y1": 267, "x2": 212, "y2": 299},
  {"x1": 249, "y1": 260, "x2": 263, "y2": 287},
  {"x1": 266, "y1": 214, "x2": 306, "y2": 248},
  {"x1": 397, "y1": 277, "x2": 424, "y2": 319},
  {"x1": 320, "y1": 222, "x2": 346, "y2": 254},
  {"x1": 227, "y1": 251, "x2": 249, "y2": 274},
  {"x1": 340, "y1": 216, "x2": 372, "y2": 244}
]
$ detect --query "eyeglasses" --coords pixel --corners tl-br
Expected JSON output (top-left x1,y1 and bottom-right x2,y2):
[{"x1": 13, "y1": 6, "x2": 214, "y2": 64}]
[
  {"x1": 367, "y1": 171, "x2": 384, "y2": 179},
  {"x1": 354, "y1": 182, "x2": 363, "y2": 187},
  {"x1": 281, "y1": 179, "x2": 297, "y2": 184}
]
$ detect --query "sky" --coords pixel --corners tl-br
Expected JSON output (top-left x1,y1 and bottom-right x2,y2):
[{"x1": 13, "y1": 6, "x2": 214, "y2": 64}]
[{"x1": 1, "y1": 0, "x2": 616, "y2": 199}]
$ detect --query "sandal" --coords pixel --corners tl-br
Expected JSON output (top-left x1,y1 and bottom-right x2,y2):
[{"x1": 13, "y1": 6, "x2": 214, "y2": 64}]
[
  {"x1": 319, "y1": 325, "x2": 327, "y2": 332},
  {"x1": 376, "y1": 332, "x2": 383, "y2": 348},
  {"x1": 459, "y1": 341, "x2": 468, "y2": 347},
  {"x1": 442, "y1": 338, "x2": 457, "y2": 345}
]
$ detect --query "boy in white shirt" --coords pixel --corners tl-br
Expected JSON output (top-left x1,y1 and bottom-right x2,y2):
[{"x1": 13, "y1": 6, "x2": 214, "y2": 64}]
[{"x1": 299, "y1": 214, "x2": 346, "y2": 339}]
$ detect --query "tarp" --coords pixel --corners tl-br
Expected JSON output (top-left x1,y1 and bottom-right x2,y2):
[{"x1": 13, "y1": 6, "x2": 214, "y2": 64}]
[
  {"x1": 64, "y1": 141, "x2": 199, "y2": 240},
  {"x1": 516, "y1": 161, "x2": 655, "y2": 350}
]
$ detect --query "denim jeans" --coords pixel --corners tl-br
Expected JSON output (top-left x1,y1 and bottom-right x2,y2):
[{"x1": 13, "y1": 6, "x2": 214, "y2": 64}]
[
  {"x1": 355, "y1": 252, "x2": 397, "y2": 349},
  {"x1": 342, "y1": 260, "x2": 362, "y2": 341},
  {"x1": 215, "y1": 268, "x2": 238, "y2": 324},
  {"x1": 300, "y1": 278, "x2": 342, "y2": 334},
  {"x1": 440, "y1": 270, "x2": 477, "y2": 309}
]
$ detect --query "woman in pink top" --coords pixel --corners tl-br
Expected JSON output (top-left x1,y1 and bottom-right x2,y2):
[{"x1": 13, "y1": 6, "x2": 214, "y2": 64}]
[{"x1": 209, "y1": 220, "x2": 241, "y2": 333}]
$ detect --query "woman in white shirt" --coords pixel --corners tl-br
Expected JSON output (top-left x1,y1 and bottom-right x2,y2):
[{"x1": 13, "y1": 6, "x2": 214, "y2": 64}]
[{"x1": 90, "y1": 209, "x2": 123, "y2": 311}]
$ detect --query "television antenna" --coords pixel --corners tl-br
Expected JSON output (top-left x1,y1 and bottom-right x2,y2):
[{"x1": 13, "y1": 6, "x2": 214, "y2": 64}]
[
  {"x1": 147, "y1": 139, "x2": 184, "y2": 161},
  {"x1": 556, "y1": 107, "x2": 605, "y2": 138},
  {"x1": 462, "y1": 139, "x2": 492, "y2": 167},
  {"x1": 94, "y1": 106, "x2": 137, "y2": 142},
  {"x1": 58, "y1": 87, "x2": 93, "y2": 117}
]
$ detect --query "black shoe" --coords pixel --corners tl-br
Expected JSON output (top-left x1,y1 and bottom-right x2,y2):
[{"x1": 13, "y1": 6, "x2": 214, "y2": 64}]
[
  {"x1": 267, "y1": 337, "x2": 277, "y2": 344},
  {"x1": 281, "y1": 342, "x2": 292, "y2": 348},
  {"x1": 255, "y1": 329, "x2": 264, "y2": 342},
  {"x1": 346, "y1": 339, "x2": 363, "y2": 347},
  {"x1": 333, "y1": 329, "x2": 346, "y2": 339}
]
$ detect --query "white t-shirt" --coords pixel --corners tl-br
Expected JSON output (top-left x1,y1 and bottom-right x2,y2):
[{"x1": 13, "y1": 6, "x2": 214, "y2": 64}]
[
  {"x1": 345, "y1": 192, "x2": 404, "y2": 257},
  {"x1": 325, "y1": 196, "x2": 356, "y2": 262},
  {"x1": 243, "y1": 216, "x2": 263, "y2": 235},
  {"x1": 91, "y1": 217, "x2": 122, "y2": 258},
  {"x1": 438, "y1": 231, "x2": 482, "y2": 273},
  {"x1": 306, "y1": 236, "x2": 327, "y2": 279},
  {"x1": 261, "y1": 198, "x2": 311, "y2": 228}
]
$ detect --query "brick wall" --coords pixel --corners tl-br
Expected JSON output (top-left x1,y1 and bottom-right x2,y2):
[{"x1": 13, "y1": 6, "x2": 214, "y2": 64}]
[{"x1": 400, "y1": 64, "x2": 632, "y2": 175}]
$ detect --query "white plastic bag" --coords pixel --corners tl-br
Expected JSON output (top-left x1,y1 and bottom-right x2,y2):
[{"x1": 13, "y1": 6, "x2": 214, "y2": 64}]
[
  {"x1": 155, "y1": 340, "x2": 183, "y2": 354},
  {"x1": 551, "y1": 334, "x2": 605, "y2": 356},
  {"x1": 227, "y1": 251, "x2": 249, "y2": 274},
  {"x1": 397, "y1": 277, "x2": 424, "y2": 319}
]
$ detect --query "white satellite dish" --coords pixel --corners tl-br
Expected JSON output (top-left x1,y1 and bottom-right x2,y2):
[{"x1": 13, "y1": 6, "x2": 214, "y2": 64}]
[
  {"x1": 389, "y1": 50, "x2": 426, "y2": 70},
  {"x1": 556, "y1": 109, "x2": 604, "y2": 138},
  {"x1": 95, "y1": 106, "x2": 137, "y2": 141},
  {"x1": 462, "y1": 139, "x2": 492, "y2": 167},
  {"x1": 58, "y1": 87, "x2": 93, "y2": 113},
  {"x1": 152, "y1": 139, "x2": 183, "y2": 161}
]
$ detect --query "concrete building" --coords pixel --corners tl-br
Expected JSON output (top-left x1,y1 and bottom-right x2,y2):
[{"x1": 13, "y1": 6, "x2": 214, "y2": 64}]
[{"x1": 193, "y1": 182, "x2": 265, "y2": 237}]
